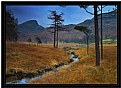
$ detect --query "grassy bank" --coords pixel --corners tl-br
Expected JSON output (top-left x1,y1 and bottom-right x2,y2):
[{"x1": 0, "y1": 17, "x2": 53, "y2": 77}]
[
  {"x1": 29, "y1": 45, "x2": 117, "y2": 84},
  {"x1": 6, "y1": 42, "x2": 70, "y2": 81}
]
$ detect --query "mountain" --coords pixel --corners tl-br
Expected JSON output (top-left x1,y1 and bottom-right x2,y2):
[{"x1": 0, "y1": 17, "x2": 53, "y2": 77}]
[
  {"x1": 17, "y1": 10, "x2": 117, "y2": 43},
  {"x1": 17, "y1": 20, "x2": 45, "y2": 42},
  {"x1": 18, "y1": 20, "x2": 44, "y2": 31},
  {"x1": 77, "y1": 10, "x2": 117, "y2": 40}
]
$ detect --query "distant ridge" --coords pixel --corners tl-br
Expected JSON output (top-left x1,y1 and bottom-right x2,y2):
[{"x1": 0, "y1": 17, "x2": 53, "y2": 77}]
[
  {"x1": 18, "y1": 20, "x2": 45, "y2": 30},
  {"x1": 18, "y1": 10, "x2": 117, "y2": 43}
]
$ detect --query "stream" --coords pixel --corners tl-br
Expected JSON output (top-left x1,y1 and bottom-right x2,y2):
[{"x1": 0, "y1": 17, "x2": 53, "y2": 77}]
[{"x1": 6, "y1": 51, "x2": 79, "y2": 84}]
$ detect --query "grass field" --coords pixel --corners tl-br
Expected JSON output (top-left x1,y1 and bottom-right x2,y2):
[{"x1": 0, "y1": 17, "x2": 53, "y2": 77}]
[
  {"x1": 29, "y1": 45, "x2": 117, "y2": 84},
  {"x1": 18, "y1": 42, "x2": 81, "y2": 48},
  {"x1": 6, "y1": 42, "x2": 117, "y2": 84},
  {"x1": 6, "y1": 42, "x2": 69, "y2": 75}
]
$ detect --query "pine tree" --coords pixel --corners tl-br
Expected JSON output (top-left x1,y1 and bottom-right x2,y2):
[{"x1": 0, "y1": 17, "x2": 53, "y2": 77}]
[
  {"x1": 35, "y1": 36, "x2": 42, "y2": 44},
  {"x1": 6, "y1": 10, "x2": 18, "y2": 41},
  {"x1": 74, "y1": 26, "x2": 91, "y2": 54},
  {"x1": 48, "y1": 10, "x2": 64, "y2": 48},
  {"x1": 27, "y1": 37, "x2": 32, "y2": 42},
  {"x1": 94, "y1": 5, "x2": 100, "y2": 66}
]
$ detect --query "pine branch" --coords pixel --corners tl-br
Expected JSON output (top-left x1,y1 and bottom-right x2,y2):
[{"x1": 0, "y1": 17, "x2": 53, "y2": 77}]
[
  {"x1": 83, "y1": 7, "x2": 94, "y2": 15},
  {"x1": 97, "y1": 5, "x2": 107, "y2": 12}
]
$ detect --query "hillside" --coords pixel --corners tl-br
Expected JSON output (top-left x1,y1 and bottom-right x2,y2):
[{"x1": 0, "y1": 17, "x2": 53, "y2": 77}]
[
  {"x1": 17, "y1": 20, "x2": 45, "y2": 42},
  {"x1": 77, "y1": 10, "x2": 117, "y2": 40},
  {"x1": 17, "y1": 10, "x2": 117, "y2": 43}
]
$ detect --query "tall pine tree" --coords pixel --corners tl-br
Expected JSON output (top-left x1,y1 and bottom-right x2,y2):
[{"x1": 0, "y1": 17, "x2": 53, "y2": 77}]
[
  {"x1": 48, "y1": 10, "x2": 64, "y2": 48},
  {"x1": 6, "y1": 10, "x2": 18, "y2": 41}
]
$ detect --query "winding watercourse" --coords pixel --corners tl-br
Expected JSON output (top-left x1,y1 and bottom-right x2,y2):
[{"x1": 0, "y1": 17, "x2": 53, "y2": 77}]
[{"x1": 6, "y1": 50, "x2": 79, "y2": 84}]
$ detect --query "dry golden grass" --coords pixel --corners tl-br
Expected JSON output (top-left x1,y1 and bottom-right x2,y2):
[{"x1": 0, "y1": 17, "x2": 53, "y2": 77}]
[
  {"x1": 6, "y1": 42, "x2": 69, "y2": 74},
  {"x1": 18, "y1": 42, "x2": 81, "y2": 48},
  {"x1": 90, "y1": 43, "x2": 117, "y2": 47},
  {"x1": 29, "y1": 45, "x2": 117, "y2": 84},
  {"x1": 37, "y1": 43, "x2": 80, "y2": 48}
]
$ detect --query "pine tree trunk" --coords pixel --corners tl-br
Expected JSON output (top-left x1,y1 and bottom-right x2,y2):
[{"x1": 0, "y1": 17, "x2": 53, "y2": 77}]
[
  {"x1": 54, "y1": 22, "x2": 56, "y2": 48},
  {"x1": 87, "y1": 36, "x2": 89, "y2": 55},
  {"x1": 56, "y1": 26, "x2": 59, "y2": 48},
  {"x1": 94, "y1": 5, "x2": 100, "y2": 66},
  {"x1": 100, "y1": 5, "x2": 103, "y2": 60}
]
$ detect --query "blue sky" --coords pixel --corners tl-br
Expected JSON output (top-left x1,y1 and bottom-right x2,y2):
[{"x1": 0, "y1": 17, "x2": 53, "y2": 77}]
[{"x1": 6, "y1": 5, "x2": 116, "y2": 28}]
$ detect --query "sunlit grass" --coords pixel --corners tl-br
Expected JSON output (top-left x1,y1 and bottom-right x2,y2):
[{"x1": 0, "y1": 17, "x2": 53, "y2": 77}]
[
  {"x1": 6, "y1": 42, "x2": 69, "y2": 74},
  {"x1": 6, "y1": 42, "x2": 117, "y2": 84},
  {"x1": 29, "y1": 45, "x2": 117, "y2": 84}
]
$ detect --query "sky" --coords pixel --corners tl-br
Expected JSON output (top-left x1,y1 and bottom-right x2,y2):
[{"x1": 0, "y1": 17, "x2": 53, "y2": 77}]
[{"x1": 6, "y1": 5, "x2": 116, "y2": 28}]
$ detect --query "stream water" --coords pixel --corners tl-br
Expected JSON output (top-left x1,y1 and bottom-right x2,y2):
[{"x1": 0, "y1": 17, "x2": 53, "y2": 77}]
[
  {"x1": 6, "y1": 75, "x2": 43, "y2": 84},
  {"x1": 6, "y1": 52, "x2": 79, "y2": 84},
  {"x1": 70, "y1": 54, "x2": 78, "y2": 62}
]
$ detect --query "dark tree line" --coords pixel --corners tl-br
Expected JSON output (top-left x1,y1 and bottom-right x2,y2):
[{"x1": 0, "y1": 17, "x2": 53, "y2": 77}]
[{"x1": 6, "y1": 10, "x2": 18, "y2": 41}]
